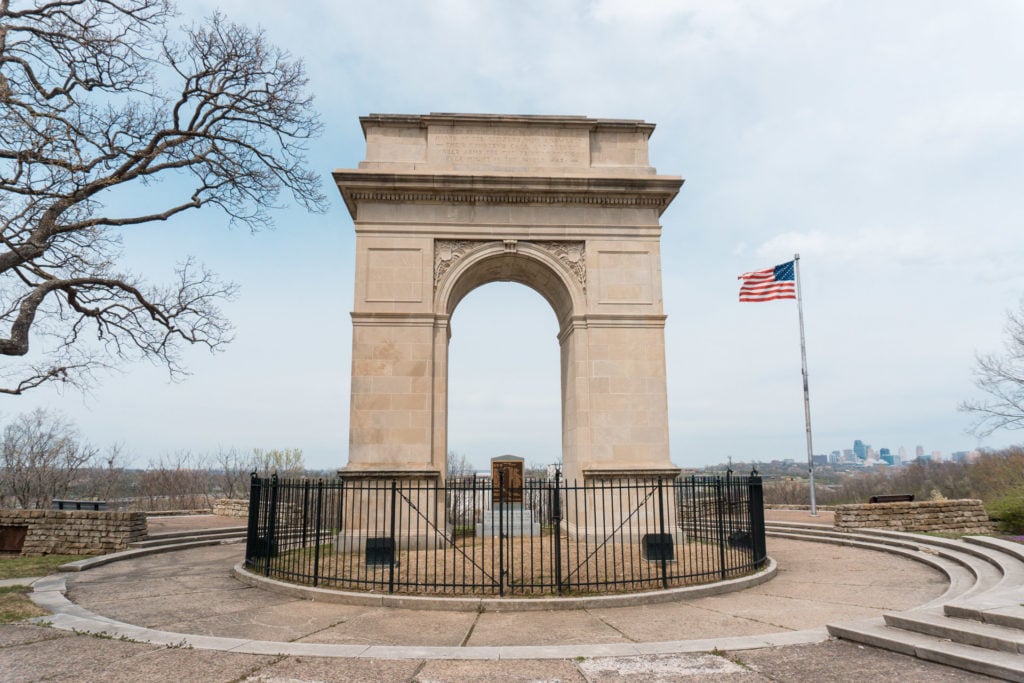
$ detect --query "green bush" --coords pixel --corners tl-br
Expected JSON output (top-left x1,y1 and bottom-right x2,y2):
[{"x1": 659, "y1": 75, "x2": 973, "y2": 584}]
[{"x1": 985, "y1": 487, "x2": 1024, "y2": 534}]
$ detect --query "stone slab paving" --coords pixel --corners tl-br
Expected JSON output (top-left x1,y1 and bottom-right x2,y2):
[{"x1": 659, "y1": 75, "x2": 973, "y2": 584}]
[
  {"x1": 145, "y1": 514, "x2": 243, "y2": 535},
  {"x1": 0, "y1": 624, "x2": 1000, "y2": 681},
  {"x1": 58, "y1": 536, "x2": 947, "y2": 647}
]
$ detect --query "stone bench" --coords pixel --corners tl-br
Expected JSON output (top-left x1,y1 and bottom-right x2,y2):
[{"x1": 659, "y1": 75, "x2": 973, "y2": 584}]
[{"x1": 52, "y1": 499, "x2": 108, "y2": 511}]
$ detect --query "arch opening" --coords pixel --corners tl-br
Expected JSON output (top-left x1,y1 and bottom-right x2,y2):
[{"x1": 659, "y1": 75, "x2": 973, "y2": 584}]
[
  {"x1": 447, "y1": 282, "x2": 561, "y2": 474},
  {"x1": 435, "y1": 245, "x2": 583, "y2": 479}
]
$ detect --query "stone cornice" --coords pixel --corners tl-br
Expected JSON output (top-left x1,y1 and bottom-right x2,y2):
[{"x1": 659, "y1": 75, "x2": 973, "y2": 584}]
[
  {"x1": 359, "y1": 112, "x2": 657, "y2": 135},
  {"x1": 333, "y1": 171, "x2": 684, "y2": 219}
]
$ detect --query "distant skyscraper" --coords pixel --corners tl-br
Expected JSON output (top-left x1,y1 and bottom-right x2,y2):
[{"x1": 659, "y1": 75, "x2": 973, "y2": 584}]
[
  {"x1": 898, "y1": 446, "x2": 907, "y2": 461},
  {"x1": 880, "y1": 448, "x2": 891, "y2": 458},
  {"x1": 880, "y1": 453, "x2": 895, "y2": 465},
  {"x1": 916, "y1": 445, "x2": 924, "y2": 458},
  {"x1": 842, "y1": 449, "x2": 855, "y2": 462},
  {"x1": 854, "y1": 440, "x2": 867, "y2": 460},
  {"x1": 932, "y1": 450, "x2": 943, "y2": 462}
]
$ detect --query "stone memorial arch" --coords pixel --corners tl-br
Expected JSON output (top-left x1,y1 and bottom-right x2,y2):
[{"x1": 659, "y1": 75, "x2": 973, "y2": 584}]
[{"x1": 334, "y1": 114, "x2": 683, "y2": 484}]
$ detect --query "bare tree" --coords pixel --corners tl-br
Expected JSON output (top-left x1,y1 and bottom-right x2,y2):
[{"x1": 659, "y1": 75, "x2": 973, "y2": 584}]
[
  {"x1": 212, "y1": 445, "x2": 249, "y2": 498},
  {"x1": 0, "y1": 1, "x2": 326, "y2": 394},
  {"x1": 250, "y1": 447, "x2": 304, "y2": 478},
  {"x1": 137, "y1": 449, "x2": 213, "y2": 510},
  {"x1": 0, "y1": 407, "x2": 97, "y2": 508},
  {"x1": 961, "y1": 299, "x2": 1024, "y2": 436}
]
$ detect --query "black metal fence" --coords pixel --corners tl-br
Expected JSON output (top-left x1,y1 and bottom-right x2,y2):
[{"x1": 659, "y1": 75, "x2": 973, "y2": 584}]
[{"x1": 244, "y1": 471, "x2": 766, "y2": 596}]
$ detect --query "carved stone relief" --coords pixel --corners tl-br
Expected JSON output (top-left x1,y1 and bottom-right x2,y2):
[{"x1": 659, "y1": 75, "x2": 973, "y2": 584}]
[
  {"x1": 535, "y1": 241, "x2": 586, "y2": 292},
  {"x1": 434, "y1": 240, "x2": 482, "y2": 288},
  {"x1": 433, "y1": 239, "x2": 587, "y2": 292},
  {"x1": 434, "y1": 239, "x2": 593, "y2": 292}
]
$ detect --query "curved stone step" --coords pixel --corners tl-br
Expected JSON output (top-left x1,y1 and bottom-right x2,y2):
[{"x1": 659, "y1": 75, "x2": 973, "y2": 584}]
[
  {"x1": 772, "y1": 521, "x2": 1024, "y2": 678},
  {"x1": 827, "y1": 618, "x2": 1024, "y2": 682},
  {"x1": 768, "y1": 525, "x2": 1012, "y2": 603},
  {"x1": 130, "y1": 530, "x2": 246, "y2": 549},
  {"x1": 945, "y1": 596, "x2": 1024, "y2": 631},
  {"x1": 143, "y1": 526, "x2": 247, "y2": 541},
  {"x1": 885, "y1": 608, "x2": 1024, "y2": 654}
]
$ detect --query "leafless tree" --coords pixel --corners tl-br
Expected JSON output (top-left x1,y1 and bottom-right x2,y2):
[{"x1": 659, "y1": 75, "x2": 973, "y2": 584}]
[
  {"x1": 250, "y1": 447, "x2": 304, "y2": 478},
  {"x1": 136, "y1": 449, "x2": 213, "y2": 510},
  {"x1": 212, "y1": 445, "x2": 249, "y2": 498},
  {"x1": 0, "y1": 407, "x2": 97, "y2": 508},
  {"x1": 0, "y1": 1, "x2": 326, "y2": 394},
  {"x1": 961, "y1": 299, "x2": 1024, "y2": 436}
]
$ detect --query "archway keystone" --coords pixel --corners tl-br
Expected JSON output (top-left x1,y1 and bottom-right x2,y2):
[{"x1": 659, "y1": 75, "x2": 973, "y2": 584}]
[{"x1": 334, "y1": 113, "x2": 683, "y2": 483}]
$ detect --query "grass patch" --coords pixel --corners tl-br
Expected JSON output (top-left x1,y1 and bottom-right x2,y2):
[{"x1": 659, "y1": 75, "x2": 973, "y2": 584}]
[
  {"x1": 0, "y1": 585, "x2": 47, "y2": 623},
  {"x1": 0, "y1": 554, "x2": 88, "y2": 579}
]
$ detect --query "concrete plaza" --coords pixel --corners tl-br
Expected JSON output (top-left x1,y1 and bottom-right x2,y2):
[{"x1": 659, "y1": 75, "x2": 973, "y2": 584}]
[{"x1": 0, "y1": 511, "x2": 1001, "y2": 681}]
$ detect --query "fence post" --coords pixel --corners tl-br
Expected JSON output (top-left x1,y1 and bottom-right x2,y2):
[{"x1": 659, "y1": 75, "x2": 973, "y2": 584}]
[
  {"x1": 302, "y1": 479, "x2": 310, "y2": 548},
  {"x1": 715, "y1": 477, "x2": 727, "y2": 580},
  {"x1": 245, "y1": 471, "x2": 260, "y2": 566},
  {"x1": 313, "y1": 479, "x2": 324, "y2": 587},
  {"x1": 388, "y1": 480, "x2": 397, "y2": 594},
  {"x1": 552, "y1": 467, "x2": 563, "y2": 594},
  {"x1": 748, "y1": 469, "x2": 767, "y2": 569},
  {"x1": 498, "y1": 468, "x2": 506, "y2": 597},
  {"x1": 656, "y1": 477, "x2": 669, "y2": 590},
  {"x1": 265, "y1": 472, "x2": 279, "y2": 577}
]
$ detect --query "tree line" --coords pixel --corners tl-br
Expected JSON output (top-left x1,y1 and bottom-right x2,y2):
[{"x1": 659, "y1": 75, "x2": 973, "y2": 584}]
[
  {"x1": 0, "y1": 407, "x2": 307, "y2": 510},
  {"x1": 759, "y1": 446, "x2": 1024, "y2": 532}
]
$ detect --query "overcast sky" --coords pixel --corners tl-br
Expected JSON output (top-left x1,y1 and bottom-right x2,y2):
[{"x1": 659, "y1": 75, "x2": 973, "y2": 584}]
[{"x1": 11, "y1": 0, "x2": 1024, "y2": 472}]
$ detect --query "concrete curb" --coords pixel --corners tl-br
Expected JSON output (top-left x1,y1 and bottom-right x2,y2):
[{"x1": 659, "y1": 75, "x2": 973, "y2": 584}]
[
  {"x1": 231, "y1": 557, "x2": 778, "y2": 612},
  {"x1": 0, "y1": 576, "x2": 41, "y2": 588},
  {"x1": 57, "y1": 537, "x2": 244, "y2": 572}
]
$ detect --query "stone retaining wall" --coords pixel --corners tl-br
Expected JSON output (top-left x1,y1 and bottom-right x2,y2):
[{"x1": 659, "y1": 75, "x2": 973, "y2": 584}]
[
  {"x1": 213, "y1": 499, "x2": 249, "y2": 517},
  {"x1": 834, "y1": 499, "x2": 994, "y2": 534},
  {"x1": 0, "y1": 509, "x2": 147, "y2": 556}
]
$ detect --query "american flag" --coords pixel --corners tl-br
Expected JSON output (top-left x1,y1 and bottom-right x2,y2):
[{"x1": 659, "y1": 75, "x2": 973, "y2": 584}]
[{"x1": 738, "y1": 261, "x2": 796, "y2": 302}]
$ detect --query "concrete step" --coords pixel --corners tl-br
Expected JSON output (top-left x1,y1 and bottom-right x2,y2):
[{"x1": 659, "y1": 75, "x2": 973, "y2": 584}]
[
  {"x1": 769, "y1": 527, "x2": 1006, "y2": 599},
  {"x1": 827, "y1": 618, "x2": 1024, "y2": 682},
  {"x1": 946, "y1": 599, "x2": 1024, "y2": 631},
  {"x1": 765, "y1": 528, "x2": 989, "y2": 608},
  {"x1": 965, "y1": 536, "x2": 1024, "y2": 563},
  {"x1": 144, "y1": 526, "x2": 246, "y2": 541},
  {"x1": 131, "y1": 528, "x2": 246, "y2": 548},
  {"x1": 885, "y1": 609, "x2": 1024, "y2": 654}
]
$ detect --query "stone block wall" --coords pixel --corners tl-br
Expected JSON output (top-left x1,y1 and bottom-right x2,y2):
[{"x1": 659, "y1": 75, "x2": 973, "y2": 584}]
[
  {"x1": 834, "y1": 499, "x2": 994, "y2": 534},
  {"x1": 0, "y1": 509, "x2": 147, "y2": 556},
  {"x1": 213, "y1": 499, "x2": 249, "y2": 517}
]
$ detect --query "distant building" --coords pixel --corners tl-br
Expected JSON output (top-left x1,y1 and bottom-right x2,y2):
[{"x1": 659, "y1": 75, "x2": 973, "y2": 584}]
[
  {"x1": 931, "y1": 450, "x2": 943, "y2": 462},
  {"x1": 854, "y1": 440, "x2": 867, "y2": 460},
  {"x1": 842, "y1": 449, "x2": 855, "y2": 462},
  {"x1": 898, "y1": 446, "x2": 907, "y2": 461},
  {"x1": 830, "y1": 450, "x2": 841, "y2": 464},
  {"x1": 880, "y1": 453, "x2": 895, "y2": 465},
  {"x1": 812, "y1": 454, "x2": 828, "y2": 466},
  {"x1": 951, "y1": 451, "x2": 969, "y2": 464},
  {"x1": 916, "y1": 445, "x2": 925, "y2": 458}
]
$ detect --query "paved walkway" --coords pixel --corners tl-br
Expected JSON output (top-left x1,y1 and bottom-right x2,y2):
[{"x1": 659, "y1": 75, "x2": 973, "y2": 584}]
[{"x1": 0, "y1": 511, "x2": 999, "y2": 681}]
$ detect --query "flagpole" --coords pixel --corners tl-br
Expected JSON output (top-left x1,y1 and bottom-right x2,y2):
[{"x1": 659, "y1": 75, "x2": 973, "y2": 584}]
[{"x1": 794, "y1": 253, "x2": 817, "y2": 517}]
